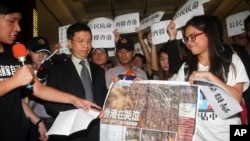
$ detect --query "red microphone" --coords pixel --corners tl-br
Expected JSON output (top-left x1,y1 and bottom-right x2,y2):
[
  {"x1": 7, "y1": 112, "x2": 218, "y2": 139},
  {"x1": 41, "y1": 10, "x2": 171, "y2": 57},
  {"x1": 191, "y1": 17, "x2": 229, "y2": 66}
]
[
  {"x1": 12, "y1": 43, "x2": 33, "y2": 89},
  {"x1": 12, "y1": 43, "x2": 27, "y2": 65},
  {"x1": 126, "y1": 69, "x2": 136, "y2": 77}
]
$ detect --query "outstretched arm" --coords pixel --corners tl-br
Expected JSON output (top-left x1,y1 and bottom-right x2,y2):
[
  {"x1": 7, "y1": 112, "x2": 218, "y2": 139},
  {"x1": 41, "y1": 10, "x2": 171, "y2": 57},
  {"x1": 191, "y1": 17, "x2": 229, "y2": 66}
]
[
  {"x1": 138, "y1": 31, "x2": 153, "y2": 76},
  {"x1": 32, "y1": 78, "x2": 102, "y2": 112}
]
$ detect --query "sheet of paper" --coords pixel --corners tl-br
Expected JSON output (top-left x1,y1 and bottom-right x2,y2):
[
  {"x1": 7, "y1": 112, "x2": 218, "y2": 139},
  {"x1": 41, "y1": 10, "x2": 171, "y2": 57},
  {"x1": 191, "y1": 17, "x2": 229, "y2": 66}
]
[
  {"x1": 194, "y1": 78, "x2": 242, "y2": 119},
  {"x1": 47, "y1": 109, "x2": 100, "y2": 136}
]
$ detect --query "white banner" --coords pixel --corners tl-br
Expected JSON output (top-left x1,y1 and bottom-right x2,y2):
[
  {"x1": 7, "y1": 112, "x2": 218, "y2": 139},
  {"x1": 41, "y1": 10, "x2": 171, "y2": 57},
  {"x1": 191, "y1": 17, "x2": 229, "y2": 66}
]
[
  {"x1": 58, "y1": 24, "x2": 71, "y2": 54},
  {"x1": 194, "y1": 78, "x2": 242, "y2": 119},
  {"x1": 138, "y1": 11, "x2": 165, "y2": 31},
  {"x1": 226, "y1": 10, "x2": 250, "y2": 37},
  {"x1": 91, "y1": 31, "x2": 115, "y2": 48},
  {"x1": 134, "y1": 39, "x2": 151, "y2": 55},
  {"x1": 151, "y1": 20, "x2": 183, "y2": 45},
  {"x1": 87, "y1": 17, "x2": 115, "y2": 32},
  {"x1": 173, "y1": 0, "x2": 205, "y2": 28},
  {"x1": 114, "y1": 12, "x2": 140, "y2": 34}
]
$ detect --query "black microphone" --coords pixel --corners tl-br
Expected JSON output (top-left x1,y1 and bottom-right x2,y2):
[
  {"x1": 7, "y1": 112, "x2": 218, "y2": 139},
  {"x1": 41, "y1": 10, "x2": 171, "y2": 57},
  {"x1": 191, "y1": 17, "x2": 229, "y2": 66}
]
[
  {"x1": 36, "y1": 60, "x2": 53, "y2": 82},
  {"x1": 12, "y1": 43, "x2": 33, "y2": 89},
  {"x1": 51, "y1": 53, "x2": 68, "y2": 64},
  {"x1": 36, "y1": 53, "x2": 67, "y2": 81}
]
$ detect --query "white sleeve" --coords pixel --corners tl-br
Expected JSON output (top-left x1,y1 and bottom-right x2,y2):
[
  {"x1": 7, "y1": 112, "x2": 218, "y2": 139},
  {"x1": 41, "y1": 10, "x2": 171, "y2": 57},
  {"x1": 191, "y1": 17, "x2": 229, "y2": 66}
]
[
  {"x1": 227, "y1": 54, "x2": 249, "y2": 92},
  {"x1": 170, "y1": 62, "x2": 186, "y2": 82}
]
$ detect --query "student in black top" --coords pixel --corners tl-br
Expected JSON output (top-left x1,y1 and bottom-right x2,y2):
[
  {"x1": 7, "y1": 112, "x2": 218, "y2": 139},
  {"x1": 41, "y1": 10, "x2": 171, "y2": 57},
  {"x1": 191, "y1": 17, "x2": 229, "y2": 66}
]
[{"x1": 0, "y1": 2, "x2": 101, "y2": 141}]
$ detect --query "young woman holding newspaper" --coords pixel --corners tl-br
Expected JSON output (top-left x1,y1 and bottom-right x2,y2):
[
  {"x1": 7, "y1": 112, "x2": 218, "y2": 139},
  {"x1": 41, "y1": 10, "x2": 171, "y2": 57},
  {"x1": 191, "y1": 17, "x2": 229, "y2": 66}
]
[{"x1": 172, "y1": 15, "x2": 249, "y2": 141}]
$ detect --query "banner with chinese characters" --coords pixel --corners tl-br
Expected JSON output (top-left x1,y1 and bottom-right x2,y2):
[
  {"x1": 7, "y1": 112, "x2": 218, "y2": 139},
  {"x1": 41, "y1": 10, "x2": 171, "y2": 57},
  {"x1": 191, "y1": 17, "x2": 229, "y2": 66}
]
[
  {"x1": 226, "y1": 10, "x2": 250, "y2": 37},
  {"x1": 100, "y1": 80, "x2": 199, "y2": 141},
  {"x1": 173, "y1": 0, "x2": 207, "y2": 28},
  {"x1": 151, "y1": 20, "x2": 183, "y2": 45}
]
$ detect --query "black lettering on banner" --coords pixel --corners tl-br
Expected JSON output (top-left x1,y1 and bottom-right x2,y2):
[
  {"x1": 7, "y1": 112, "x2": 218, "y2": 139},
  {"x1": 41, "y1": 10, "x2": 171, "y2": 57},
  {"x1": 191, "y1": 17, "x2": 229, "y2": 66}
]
[
  {"x1": 229, "y1": 19, "x2": 244, "y2": 29},
  {"x1": 89, "y1": 23, "x2": 112, "y2": 30},
  {"x1": 174, "y1": 1, "x2": 200, "y2": 19},
  {"x1": 100, "y1": 23, "x2": 106, "y2": 29},
  {"x1": 135, "y1": 48, "x2": 141, "y2": 53},
  {"x1": 230, "y1": 125, "x2": 250, "y2": 141},
  {"x1": 158, "y1": 28, "x2": 165, "y2": 35},
  {"x1": 93, "y1": 35, "x2": 99, "y2": 40},
  {"x1": 131, "y1": 19, "x2": 137, "y2": 25},
  {"x1": 116, "y1": 19, "x2": 137, "y2": 28},
  {"x1": 116, "y1": 22, "x2": 121, "y2": 28},
  {"x1": 152, "y1": 28, "x2": 166, "y2": 37},
  {"x1": 100, "y1": 35, "x2": 105, "y2": 40},
  {"x1": 209, "y1": 84, "x2": 231, "y2": 113},
  {"x1": 120, "y1": 21, "x2": 126, "y2": 27},
  {"x1": 150, "y1": 16, "x2": 154, "y2": 22},
  {"x1": 152, "y1": 30, "x2": 158, "y2": 36},
  {"x1": 127, "y1": 20, "x2": 132, "y2": 26},
  {"x1": 214, "y1": 93, "x2": 224, "y2": 103},
  {"x1": 93, "y1": 34, "x2": 112, "y2": 41}
]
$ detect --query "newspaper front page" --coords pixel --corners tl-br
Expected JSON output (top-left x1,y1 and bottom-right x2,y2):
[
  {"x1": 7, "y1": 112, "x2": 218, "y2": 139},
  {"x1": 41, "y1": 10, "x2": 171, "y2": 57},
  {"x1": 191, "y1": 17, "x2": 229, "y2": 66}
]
[{"x1": 100, "y1": 80, "x2": 199, "y2": 141}]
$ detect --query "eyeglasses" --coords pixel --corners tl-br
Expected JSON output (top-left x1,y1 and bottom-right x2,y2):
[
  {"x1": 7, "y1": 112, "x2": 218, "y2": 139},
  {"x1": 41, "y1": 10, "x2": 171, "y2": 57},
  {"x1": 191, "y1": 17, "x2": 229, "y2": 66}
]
[
  {"x1": 182, "y1": 32, "x2": 204, "y2": 43},
  {"x1": 71, "y1": 39, "x2": 91, "y2": 44}
]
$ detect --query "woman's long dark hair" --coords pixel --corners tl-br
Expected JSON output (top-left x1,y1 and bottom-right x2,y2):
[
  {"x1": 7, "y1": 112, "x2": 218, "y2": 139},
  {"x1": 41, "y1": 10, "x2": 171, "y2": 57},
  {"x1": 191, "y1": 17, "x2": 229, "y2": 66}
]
[
  {"x1": 183, "y1": 15, "x2": 231, "y2": 82},
  {"x1": 157, "y1": 46, "x2": 173, "y2": 80}
]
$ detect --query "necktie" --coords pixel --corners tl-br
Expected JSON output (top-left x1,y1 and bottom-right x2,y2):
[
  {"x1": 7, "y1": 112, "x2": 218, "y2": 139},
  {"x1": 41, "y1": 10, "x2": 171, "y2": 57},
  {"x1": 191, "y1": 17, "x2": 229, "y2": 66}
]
[{"x1": 79, "y1": 61, "x2": 93, "y2": 101}]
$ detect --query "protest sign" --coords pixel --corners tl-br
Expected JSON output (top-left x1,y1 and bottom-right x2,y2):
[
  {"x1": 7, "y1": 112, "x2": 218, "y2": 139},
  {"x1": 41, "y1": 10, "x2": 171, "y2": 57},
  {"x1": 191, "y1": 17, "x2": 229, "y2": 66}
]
[
  {"x1": 226, "y1": 10, "x2": 250, "y2": 37},
  {"x1": 114, "y1": 12, "x2": 140, "y2": 34},
  {"x1": 58, "y1": 24, "x2": 71, "y2": 54},
  {"x1": 151, "y1": 20, "x2": 183, "y2": 45},
  {"x1": 194, "y1": 78, "x2": 242, "y2": 119},
  {"x1": 173, "y1": 0, "x2": 206, "y2": 28},
  {"x1": 138, "y1": 11, "x2": 165, "y2": 31}
]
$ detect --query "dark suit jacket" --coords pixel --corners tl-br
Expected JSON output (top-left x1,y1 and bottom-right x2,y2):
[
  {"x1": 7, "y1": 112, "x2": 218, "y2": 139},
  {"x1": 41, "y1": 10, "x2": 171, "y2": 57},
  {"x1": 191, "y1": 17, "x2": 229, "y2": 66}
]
[{"x1": 45, "y1": 57, "x2": 107, "y2": 141}]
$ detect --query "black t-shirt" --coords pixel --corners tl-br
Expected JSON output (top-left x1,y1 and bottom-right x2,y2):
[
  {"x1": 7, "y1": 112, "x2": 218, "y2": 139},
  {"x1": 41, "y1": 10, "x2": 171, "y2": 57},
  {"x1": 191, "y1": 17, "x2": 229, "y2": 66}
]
[{"x1": 0, "y1": 44, "x2": 29, "y2": 141}]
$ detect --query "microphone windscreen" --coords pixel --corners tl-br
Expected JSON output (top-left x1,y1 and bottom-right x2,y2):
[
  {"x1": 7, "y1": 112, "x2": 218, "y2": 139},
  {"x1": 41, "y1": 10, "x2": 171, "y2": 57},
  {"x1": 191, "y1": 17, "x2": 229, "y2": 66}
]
[
  {"x1": 126, "y1": 70, "x2": 136, "y2": 76},
  {"x1": 41, "y1": 60, "x2": 53, "y2": 70},
  {"x1": 12, "y1": 43, "x2": 27, "y2": 58},
  {"x1": 36, "y1": 70, "x2": 47, "y2": 80},
  {"x1": 51, "y1": 53, "x2": 67, "y2": 64}
]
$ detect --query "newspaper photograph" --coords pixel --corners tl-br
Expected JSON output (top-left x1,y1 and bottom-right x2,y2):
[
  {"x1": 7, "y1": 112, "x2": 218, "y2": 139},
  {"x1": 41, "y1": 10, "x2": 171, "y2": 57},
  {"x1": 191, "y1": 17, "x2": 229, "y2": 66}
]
[{"x1": 100, "y1": 80, "x2": 199, "y2": 141}]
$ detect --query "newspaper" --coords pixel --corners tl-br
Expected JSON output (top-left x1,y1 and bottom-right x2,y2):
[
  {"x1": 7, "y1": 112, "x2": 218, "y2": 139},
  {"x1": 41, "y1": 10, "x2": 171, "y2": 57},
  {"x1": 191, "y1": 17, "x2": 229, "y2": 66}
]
[{"x1": 100, "y1": 80, "x2": 199, "y2": 141}]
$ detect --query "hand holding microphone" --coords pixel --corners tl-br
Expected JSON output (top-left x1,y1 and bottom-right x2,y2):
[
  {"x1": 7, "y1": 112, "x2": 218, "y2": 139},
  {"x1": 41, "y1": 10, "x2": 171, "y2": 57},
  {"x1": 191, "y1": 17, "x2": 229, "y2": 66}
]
[{"x1": 12, "y1": 43, "x2": 34, "y2": 89}]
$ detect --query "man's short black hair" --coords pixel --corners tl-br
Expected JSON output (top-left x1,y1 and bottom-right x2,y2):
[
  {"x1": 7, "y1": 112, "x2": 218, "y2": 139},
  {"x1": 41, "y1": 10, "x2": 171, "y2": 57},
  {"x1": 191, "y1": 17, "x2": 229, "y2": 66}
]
[
  {"x1": 66, "y1": 22, "x2": 92, "y2": 40},
  {"x1": 0, "y1": 1, "x2": 23, "y2": 15}
]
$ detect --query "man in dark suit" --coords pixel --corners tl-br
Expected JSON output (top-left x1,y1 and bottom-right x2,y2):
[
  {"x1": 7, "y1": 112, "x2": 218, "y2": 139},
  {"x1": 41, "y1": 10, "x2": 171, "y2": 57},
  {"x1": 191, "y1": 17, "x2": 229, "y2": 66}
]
[{"x1": 45, "y1": 23, "x2": 107, "y2": 141}]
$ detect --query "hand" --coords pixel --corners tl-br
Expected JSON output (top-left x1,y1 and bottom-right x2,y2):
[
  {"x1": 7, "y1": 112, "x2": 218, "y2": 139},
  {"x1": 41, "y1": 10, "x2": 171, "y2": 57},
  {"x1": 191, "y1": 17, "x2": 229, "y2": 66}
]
[
  {"x1": 111, "y1": 76, "x2": 120, "y2": 83},
  {"x1": 138, "y1": 30, "x2": 144, "y2": 40},
  {"x1": 113, "y1": 29, "x2": 120, "y2": 43},
  {"x1": 53, "y1": 43, "x2": 61, "y2": 54},
  {"x1": 147, "y1": 32, "x2": 153, "y2": 46},
  {"x1": 73, "y1": 98, "x2": 102, "y2": 112},
  {"x1": 37, "y1": 121, "x2": 48, "y2": 141},
  {"x1": 134, "y1": 77, "x2": 142, "y2": 81},
  {"x1": 167, "y1": 20, "x2": 177, "y2": 40},
  {"x1": 98, "y1": 110, "x2": 105, "y2": 119},
  {"x1": 12, "y1": 65, "x2": 34, "y2": 87},
  {"x1": 189, "y1": 71, "x2": 210, "y2": 84}
]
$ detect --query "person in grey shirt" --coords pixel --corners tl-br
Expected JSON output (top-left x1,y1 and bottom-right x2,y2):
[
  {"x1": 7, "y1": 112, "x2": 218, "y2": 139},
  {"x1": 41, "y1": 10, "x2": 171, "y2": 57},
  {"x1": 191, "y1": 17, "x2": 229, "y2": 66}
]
[{"x1": 105, "y1": 37, "x2": 147, "y2": 88}]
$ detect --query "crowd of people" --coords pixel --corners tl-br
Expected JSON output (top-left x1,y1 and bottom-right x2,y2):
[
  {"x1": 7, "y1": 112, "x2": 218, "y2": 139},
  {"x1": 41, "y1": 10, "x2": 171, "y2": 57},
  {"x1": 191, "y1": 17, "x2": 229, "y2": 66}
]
[{"x1": 0, "y1": 1, "x2": 250, "y2": 141}]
